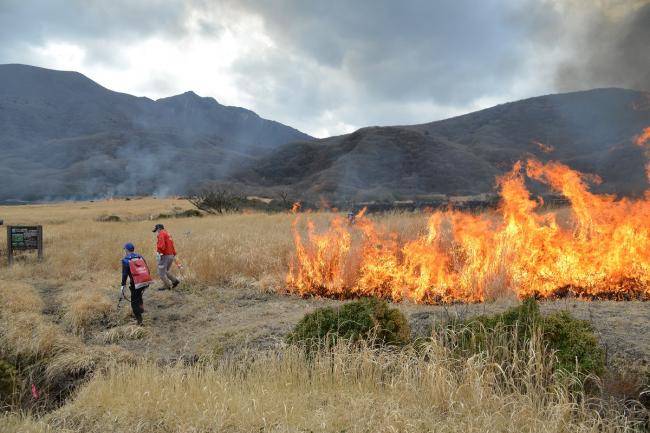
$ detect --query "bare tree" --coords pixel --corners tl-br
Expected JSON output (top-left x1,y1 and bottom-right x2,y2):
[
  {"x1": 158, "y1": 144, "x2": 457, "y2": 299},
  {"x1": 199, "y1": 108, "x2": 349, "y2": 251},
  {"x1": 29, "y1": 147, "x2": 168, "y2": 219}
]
[
  {"x1": 188, "y1": 184, "x2": 244, "y2": 214},
  {"x1": 278, "y1": 191, "x2": 290, "y2": 207}
]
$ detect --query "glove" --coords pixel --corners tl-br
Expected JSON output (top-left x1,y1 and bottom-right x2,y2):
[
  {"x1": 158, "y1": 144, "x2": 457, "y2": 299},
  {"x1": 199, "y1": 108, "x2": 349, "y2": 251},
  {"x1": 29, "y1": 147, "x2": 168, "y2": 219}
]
[{"x1": 117, "y1": 285, "x2": 126, "y2": 308}]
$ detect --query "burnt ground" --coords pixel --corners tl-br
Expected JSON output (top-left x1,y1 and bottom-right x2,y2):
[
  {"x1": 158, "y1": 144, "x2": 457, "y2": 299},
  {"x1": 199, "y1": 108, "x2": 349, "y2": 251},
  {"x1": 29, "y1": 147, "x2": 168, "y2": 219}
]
[{"x1": 34, "y1": 283, "x2": 650, "y2": 368}]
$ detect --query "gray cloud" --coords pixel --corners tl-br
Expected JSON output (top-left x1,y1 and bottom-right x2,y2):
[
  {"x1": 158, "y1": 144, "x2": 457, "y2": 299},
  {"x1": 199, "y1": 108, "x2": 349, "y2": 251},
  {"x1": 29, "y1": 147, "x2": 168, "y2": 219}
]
[
  {"x1": 228, "y1": 0, "x2": 553, "y2": 106},
  {"x1": 0, "y1": 0, "x2": 192, "y2": 65}
]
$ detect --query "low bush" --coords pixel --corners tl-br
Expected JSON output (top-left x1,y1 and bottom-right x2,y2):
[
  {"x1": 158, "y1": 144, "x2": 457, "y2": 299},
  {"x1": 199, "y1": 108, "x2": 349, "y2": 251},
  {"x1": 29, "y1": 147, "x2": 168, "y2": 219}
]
[
  {"x1": 288, "y1": 297, "x2": 410, "y2": 347},
  {"x1": 154, "y1": 209, "x2": 203, "y2": 219},
  {"x1": 543, "y1": 310, "x2": 605, "y2": 375},
  {"x1": 440, "y1": 298, "x2": 605, "y2": 377},
  {"x1": 95, "y1": 215, "x2": 121, "y2": 222}
]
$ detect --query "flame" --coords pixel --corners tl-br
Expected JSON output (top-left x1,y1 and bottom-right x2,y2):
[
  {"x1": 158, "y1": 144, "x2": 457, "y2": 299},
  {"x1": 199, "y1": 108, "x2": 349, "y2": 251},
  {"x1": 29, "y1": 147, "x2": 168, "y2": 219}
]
[
  {"x1": 634, "y1": 127, "x2": 650, "y2": 180},
  {"x1": 532, "y1": 140, "x2": 555, "y2": 154},
  {"x1": 636, "y1": 127, "x2": 650, "y2": 147},
  {"x1": 286, "y1": 132, "x2": 650, "y2": 304}
]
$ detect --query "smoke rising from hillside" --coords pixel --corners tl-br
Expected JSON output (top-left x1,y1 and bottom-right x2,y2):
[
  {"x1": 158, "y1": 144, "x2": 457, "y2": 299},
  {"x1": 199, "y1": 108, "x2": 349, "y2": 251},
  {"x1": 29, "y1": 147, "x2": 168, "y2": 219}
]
[{"x1": 555, "y1": 1, "x2": 650, "y2": 92}]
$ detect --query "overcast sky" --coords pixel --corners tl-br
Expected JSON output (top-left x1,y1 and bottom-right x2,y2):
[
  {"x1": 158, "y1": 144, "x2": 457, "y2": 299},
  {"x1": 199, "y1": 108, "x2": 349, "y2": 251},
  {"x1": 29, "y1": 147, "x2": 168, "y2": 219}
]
[{"x1": 1, "y1": 0, "x2": 648, "y2": 137}]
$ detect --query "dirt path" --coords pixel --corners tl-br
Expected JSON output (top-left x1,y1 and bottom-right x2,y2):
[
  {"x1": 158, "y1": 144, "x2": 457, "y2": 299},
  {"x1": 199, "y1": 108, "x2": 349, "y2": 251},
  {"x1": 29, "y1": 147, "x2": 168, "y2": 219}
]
[
  {"x1": 64, "y1": 284, "x2": 650, "y2": 368},
  {"x1": 35, "y1": 284, "x2": 65, "y2": 324},
  {"x1": 80, "y1": 286, "x2": 340, "y2": 362}
]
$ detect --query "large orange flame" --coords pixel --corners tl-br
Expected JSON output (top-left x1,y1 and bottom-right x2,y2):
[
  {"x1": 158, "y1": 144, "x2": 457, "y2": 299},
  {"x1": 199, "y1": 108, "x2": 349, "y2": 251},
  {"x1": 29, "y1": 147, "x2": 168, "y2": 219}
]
[{"x1": 287, "y1": 131, "x2": 650, "y2": 303}]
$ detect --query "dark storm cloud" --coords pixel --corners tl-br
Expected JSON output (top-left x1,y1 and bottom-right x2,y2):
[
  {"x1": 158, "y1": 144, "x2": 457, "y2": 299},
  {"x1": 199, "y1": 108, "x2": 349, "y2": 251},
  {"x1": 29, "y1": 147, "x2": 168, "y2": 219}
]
[
  {"x1": 227, "y1": 0, "x2": 556, "y2": 107},
  {"x1": 556, "y1": 1, "x2": 650, "y2": 92}
]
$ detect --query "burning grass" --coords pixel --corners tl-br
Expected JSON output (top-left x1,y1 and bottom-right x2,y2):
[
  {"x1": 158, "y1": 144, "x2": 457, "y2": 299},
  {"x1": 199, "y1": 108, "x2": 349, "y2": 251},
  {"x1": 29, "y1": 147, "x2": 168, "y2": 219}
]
[{"x1": 287, "y1": 159, "x2": 650, "y2": 304}]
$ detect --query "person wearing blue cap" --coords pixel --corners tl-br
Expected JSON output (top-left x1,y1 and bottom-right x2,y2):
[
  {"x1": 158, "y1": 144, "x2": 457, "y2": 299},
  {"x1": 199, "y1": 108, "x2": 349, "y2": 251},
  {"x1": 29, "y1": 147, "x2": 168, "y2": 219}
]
[{"x1": 121, "y1": 242, "x2": 146, "y2": 325}]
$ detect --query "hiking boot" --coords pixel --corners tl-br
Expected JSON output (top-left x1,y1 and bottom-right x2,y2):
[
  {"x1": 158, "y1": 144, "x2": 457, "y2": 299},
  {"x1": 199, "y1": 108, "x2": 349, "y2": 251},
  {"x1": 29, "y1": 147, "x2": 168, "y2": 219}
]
[{"x1": 172, "y1": 280, "x2": 180, "y2": 289}]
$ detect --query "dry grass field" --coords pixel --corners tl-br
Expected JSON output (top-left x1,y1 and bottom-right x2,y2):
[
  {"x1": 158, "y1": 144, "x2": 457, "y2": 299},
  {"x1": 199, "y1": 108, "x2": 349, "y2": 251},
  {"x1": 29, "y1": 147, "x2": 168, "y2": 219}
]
[{"x1": 0, "y1": 198, "x2": 649, "y2": 432}]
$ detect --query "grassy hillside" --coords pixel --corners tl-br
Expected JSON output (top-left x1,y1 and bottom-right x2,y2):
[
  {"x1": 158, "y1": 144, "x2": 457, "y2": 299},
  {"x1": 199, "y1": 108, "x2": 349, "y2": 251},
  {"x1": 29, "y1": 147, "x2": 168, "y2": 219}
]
[{"x1": 236, "y1": 88, "x2": 650, "y2": 200}]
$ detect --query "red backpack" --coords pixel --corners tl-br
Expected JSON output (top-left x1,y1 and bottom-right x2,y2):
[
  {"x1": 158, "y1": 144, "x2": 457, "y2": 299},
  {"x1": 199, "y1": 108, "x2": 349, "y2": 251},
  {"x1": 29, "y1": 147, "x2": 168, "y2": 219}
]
[{"x1": 129, "y1": 257, "x2": 153, "y2": 289}]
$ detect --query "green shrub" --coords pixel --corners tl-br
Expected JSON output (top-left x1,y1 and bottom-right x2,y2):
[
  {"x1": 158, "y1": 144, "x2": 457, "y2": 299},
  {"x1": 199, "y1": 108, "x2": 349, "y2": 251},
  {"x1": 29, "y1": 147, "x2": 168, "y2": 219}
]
[
  {"x1": 288, "y1": 298, "x2": 410, "y2": 347},
  {"x1": 543, "y1": 310, "x2": 604, "y2": 376},
  {"x1": 155, "y1": 209, "x2": 203, "y2": 219},
  {"x1": 0, "y1": 359, "x2": 17, "y2": 404},
  {"x1": 441, "y1": 298, "x2": 604, "y2": 377}
]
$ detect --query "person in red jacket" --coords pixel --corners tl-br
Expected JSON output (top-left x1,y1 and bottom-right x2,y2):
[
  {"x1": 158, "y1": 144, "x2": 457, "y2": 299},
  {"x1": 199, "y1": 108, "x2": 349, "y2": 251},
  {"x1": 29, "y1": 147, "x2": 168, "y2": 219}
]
[{"x1": 153, "y1": 223, "x2": 180, "y2": 290}]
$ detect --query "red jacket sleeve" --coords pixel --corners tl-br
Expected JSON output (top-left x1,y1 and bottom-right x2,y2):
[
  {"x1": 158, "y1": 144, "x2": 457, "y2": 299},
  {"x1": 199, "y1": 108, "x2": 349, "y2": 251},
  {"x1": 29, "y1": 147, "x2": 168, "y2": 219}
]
[{"x1": 157, "y1": 232, "x2": 166, "y2": 254}]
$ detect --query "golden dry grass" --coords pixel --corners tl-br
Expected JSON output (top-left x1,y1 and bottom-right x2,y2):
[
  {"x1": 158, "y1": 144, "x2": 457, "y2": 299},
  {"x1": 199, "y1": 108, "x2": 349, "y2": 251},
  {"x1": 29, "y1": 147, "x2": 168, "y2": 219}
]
[
  {"x1": 3, "y1": 342, "x2": 641, "y2": 433},
  {"x1": 61, "y1": 287, "x2": 113, "y2": 334},
  {"x1": 0, "y1": 281, "x2": 78, "y2": 359},
  {"x1": 0, "y1": 279, "x2": 135, "y2": 407},
  {"x1": 1, "y1": 414, "x2": 54, "y2": 433},
  {"x1": 0, "y1": 198, "x2": 295, "y2": 288},
  {"x1": 99, "y1": 324, "x2": 149, "y2": 344},
  {"x1": 0, "y1": 281, "x2": 44, "y2": 314}
]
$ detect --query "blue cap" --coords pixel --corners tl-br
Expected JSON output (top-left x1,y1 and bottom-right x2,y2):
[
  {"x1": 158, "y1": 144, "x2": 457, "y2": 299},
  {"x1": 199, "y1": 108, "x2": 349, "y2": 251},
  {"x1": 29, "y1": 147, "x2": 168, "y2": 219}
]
[{"x1": 124, "y1": 242, "x2": 135, "y2": 252}]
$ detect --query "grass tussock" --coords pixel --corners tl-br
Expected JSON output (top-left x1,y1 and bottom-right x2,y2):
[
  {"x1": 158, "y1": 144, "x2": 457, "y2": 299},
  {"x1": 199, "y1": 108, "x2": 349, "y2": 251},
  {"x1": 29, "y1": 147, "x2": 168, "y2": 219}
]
[
  {"x1": 7, "y1": 341, "x2": 642, "y2": 433},
  {"x1": 61, "y1": 288, "x2": 113, "y2": 334},
  {"x1": 100, "y1": 325, "x2": 149, "y2": 344}
]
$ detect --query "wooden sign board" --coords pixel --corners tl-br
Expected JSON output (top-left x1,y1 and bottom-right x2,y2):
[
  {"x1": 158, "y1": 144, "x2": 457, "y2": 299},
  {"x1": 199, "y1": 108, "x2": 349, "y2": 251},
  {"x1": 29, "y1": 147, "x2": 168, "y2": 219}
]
[{"x1": 7, "y1": 225, "x2": 43, "y2": 265}]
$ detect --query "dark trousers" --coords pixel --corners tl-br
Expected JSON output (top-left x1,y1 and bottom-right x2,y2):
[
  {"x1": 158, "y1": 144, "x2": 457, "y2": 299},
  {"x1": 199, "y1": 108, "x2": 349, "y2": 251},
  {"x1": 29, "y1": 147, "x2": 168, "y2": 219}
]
[{"x1": 130, "y1": 286, "x2": 145, "y2": 324}]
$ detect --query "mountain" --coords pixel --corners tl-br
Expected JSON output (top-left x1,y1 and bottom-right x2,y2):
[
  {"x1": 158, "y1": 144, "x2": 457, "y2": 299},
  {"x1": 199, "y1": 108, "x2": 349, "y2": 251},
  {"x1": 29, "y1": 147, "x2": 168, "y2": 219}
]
[
  {"x1": 0, "y1": 64, "x2": 311, "y2": 202},
  {"x1": 3, "y1": 65, "x2": 649, "y2": 203},
  {"x1": 234, "y1": 88, "x2": 650, "y2": 201}
]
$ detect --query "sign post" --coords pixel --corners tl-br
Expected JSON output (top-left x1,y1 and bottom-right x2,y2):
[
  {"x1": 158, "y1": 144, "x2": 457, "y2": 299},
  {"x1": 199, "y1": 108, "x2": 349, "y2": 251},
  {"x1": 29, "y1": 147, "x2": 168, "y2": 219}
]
[{"x1": 7, "y1": 225, "x2": 43, "y2": 265}]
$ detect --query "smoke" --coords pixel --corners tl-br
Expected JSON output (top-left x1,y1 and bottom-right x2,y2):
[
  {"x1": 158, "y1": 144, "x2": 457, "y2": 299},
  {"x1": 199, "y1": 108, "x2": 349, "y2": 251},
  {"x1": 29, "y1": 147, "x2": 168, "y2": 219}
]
[{"x1": 555, "y1": 1, "x2": 650, "y2": 92}]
